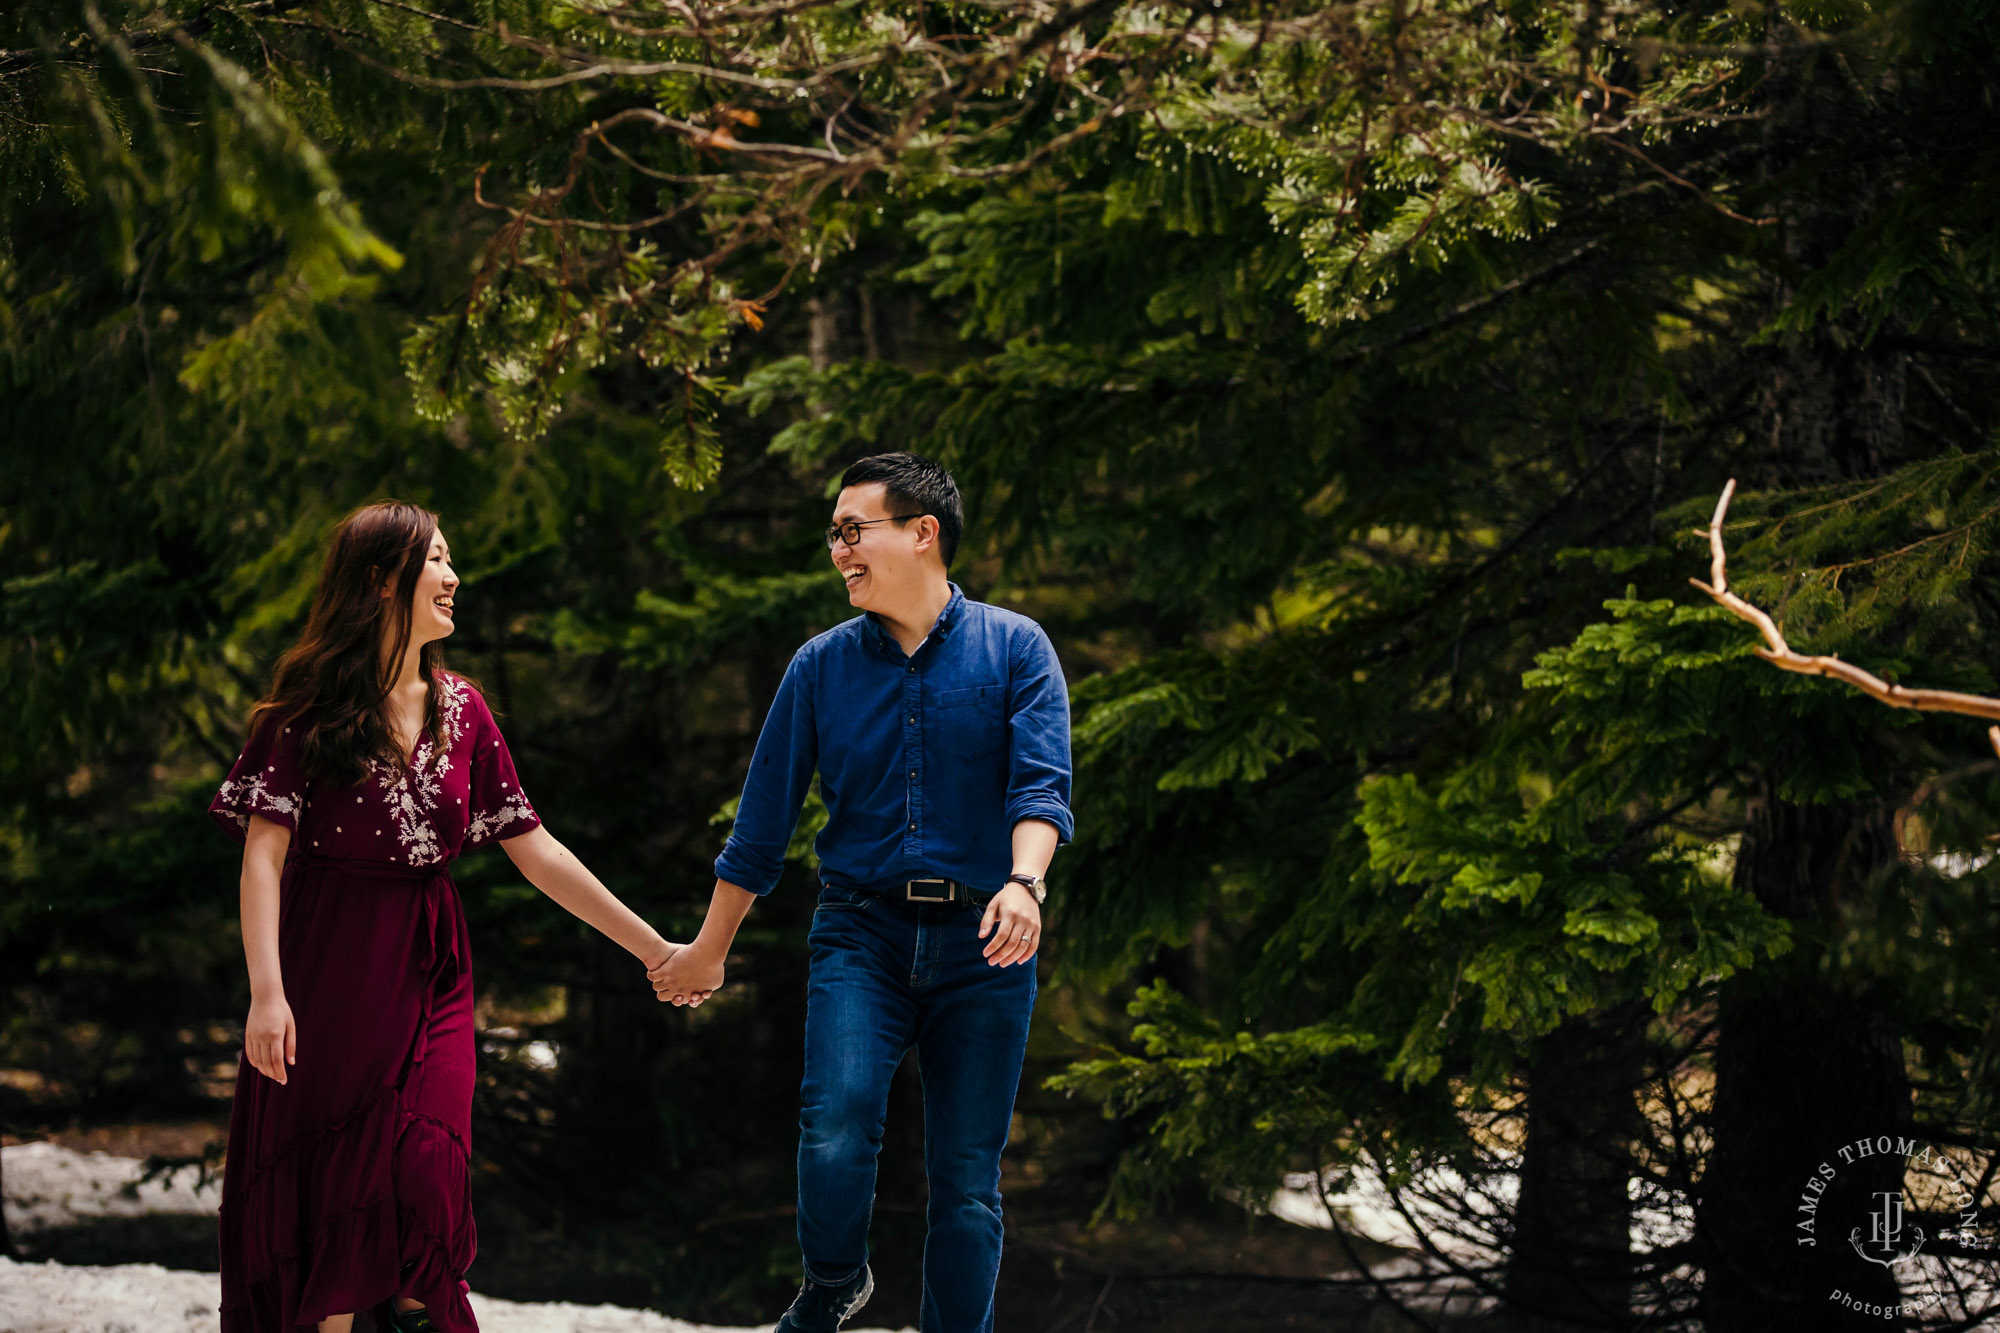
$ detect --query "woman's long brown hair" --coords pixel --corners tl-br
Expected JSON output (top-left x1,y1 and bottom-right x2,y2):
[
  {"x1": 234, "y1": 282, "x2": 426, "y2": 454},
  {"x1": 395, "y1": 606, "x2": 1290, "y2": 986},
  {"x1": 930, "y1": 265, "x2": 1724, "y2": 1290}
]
[{"x1": 246, "y1": 502, "x2": 457, "y2": 785}]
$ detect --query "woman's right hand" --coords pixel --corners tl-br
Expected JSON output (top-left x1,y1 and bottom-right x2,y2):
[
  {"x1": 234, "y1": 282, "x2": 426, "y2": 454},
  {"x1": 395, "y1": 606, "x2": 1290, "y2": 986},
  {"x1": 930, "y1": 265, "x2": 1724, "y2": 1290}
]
[{"x1": 245, "y1": 993, "x2": 296, "y2": 1085}]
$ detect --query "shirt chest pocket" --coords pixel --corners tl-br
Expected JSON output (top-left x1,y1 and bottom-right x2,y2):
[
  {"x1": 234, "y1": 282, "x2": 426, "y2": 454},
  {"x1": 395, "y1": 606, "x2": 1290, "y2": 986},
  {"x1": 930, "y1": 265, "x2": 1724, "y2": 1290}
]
[{"x1": 931, "y1": 684, "x2": 1007, "y2": 762}]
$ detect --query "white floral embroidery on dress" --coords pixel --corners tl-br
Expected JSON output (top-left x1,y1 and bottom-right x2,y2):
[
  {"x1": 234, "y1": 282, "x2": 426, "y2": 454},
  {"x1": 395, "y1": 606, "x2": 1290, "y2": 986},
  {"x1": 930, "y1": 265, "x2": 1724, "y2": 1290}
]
[
  {"x1": 215, "y1": 773, "x2": 300, "y2": 832},
  {"x1": 375, "y1": 758, "x2": 445, "y2": 865},
  {"x1": 368, "y1": 673, "x2": 472, "y2": 865},
  {"x1": 436, "y1": 672, "x2": 469, "y2": 748},
  {"x1": 466, "y1": 790, "x2": 535, "y2": 845}
]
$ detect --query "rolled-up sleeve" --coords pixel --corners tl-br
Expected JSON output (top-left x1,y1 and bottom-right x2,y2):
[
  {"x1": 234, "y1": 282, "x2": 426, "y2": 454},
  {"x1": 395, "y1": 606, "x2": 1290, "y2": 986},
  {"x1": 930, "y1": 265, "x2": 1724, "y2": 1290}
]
[
  {"x1": 1004, "y1": 627, "x2": 1074, "y2": 843},
  {"x1": 714, "y1": 650, "x2": 819, "y2": 895}
]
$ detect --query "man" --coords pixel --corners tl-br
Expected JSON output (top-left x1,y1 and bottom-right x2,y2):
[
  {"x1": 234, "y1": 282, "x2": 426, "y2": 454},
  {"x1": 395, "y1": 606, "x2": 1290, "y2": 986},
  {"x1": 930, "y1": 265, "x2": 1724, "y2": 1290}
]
[{"x1": 649, "y1": 451, "x2": 1072, "y2": 1333}]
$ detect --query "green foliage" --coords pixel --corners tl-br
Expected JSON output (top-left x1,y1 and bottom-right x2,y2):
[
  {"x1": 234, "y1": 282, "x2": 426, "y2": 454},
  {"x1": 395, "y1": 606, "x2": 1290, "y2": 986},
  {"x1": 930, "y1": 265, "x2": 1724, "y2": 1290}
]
[
  {"x1": 1358, "y1": 763, "x2": 1785, "y2": 1031},
  {"x1": 552, "y1": 567, "x2": 844, "y2": 672},
  {"x1": 9, "y1": 0, "x2": 2000, "y2": 1319},
  {"x1": 1051, "y1": 979, "x2": 1404, "y2": 1214}
]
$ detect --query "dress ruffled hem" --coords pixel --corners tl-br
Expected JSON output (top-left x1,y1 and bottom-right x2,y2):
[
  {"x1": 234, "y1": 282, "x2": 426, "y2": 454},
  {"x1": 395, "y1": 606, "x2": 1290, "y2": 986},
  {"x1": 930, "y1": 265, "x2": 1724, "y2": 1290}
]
[
  {"x1": 221, "y1": 1090, "x2": 478, "y2": 1331},
  {"x1": 221, "y1": 1195, "x2": 399, "y2": 1331},
  {"x1": 393, "y1": 1109, "x2": 478, "y2": 1331},
  {"x1": 219, "y1": 1200, "x2": 477, "y2": 1333}
]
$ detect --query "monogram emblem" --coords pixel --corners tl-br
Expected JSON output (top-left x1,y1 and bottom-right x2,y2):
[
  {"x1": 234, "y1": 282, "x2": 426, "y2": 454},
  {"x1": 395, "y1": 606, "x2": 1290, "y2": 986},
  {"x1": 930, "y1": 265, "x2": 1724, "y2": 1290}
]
[{"x1": 1848, "y1": 1190, "x2": 1926, "y2": 1269}]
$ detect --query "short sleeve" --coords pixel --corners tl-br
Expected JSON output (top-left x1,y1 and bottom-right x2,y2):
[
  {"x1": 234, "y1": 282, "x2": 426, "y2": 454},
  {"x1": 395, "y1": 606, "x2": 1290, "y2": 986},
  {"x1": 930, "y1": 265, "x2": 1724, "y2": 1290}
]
[
  {"x1": 464, "y1": 691, "x2": 542, "y2": 848},
  {"x1": 210, "y1": 715, "x2": 308, "y2": 844}
]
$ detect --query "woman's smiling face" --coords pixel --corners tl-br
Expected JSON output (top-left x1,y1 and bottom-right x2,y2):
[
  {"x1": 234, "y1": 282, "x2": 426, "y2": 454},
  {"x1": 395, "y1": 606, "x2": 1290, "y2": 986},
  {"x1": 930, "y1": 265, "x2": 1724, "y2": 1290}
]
[{"x1": 410, "y1": 528, "x2": 458, "y2": 646}]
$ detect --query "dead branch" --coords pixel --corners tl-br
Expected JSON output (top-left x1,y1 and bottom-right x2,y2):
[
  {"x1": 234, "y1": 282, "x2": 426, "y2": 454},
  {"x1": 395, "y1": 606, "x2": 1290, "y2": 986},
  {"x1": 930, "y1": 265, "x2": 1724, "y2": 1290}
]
[{"x1": 1690, "y1": 478, "x2": 2000, "y2": 758}]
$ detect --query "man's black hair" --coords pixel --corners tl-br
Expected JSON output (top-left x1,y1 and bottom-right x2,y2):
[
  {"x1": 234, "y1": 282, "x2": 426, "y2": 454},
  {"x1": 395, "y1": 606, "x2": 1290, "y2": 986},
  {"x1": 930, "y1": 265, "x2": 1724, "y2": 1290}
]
[{"x1": 840, "y1": 452, "x2": 964, "y2": 568}]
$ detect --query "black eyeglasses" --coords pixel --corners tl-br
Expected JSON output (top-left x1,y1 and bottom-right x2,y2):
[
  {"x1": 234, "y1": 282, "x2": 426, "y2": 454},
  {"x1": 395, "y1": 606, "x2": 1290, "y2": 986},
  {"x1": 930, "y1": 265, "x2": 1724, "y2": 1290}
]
[{"x1": 825, "y1": 515, "x2": 923, "y2": 549}]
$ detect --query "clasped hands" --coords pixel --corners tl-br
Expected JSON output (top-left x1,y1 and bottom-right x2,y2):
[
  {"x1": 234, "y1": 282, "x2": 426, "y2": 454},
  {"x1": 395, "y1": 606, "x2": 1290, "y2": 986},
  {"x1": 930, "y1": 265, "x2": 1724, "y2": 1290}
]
[
  {"x1": 646, "y1": 939, "x2": 721, "y2": 1007},
  {"x1": 643, "y1": 882, "x2": 1042, "y2": 1006}
]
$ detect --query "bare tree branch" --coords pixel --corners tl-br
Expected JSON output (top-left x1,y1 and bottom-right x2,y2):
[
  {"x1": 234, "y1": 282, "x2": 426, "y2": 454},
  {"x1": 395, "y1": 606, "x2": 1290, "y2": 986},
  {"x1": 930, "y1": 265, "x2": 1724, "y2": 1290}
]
[{"x1": 1690, "y1": 479, "x2": 2000, "y2": 757}]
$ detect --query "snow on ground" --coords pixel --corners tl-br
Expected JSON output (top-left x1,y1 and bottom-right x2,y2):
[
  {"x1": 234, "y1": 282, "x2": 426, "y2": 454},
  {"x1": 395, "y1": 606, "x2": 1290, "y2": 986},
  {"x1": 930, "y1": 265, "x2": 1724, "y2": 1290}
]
[
  {"x1": 5, "y1": 1140, "x2": 219, "y2": 1232},
  {"x1": 1268, "y1": 1160, "x2": 1696, "y2": 1262},
  {"x1": 1260, "y1": 1166, "x2": 1510, "y2": 1264},
  {"x1": 0, "y1": 1258, "x2": 913, "y2": 1333},
  {"x1": 1267, "y1": 1173, "x2": 1434, "y2": 1253},
  {"x1": 1, "y1": 1144, "x2": 911, "y2": 1333}
]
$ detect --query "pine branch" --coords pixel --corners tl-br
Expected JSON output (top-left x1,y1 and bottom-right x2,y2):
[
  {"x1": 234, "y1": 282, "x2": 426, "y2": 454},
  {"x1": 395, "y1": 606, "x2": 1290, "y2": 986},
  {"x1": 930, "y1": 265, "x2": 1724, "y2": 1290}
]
[
  {"x1": 1690, "y1": 479, "x2": 2000, "y2": 757},
  {"x1": 1327, "y1": 238, "x2": 1606, "y2": 367},
  {"x1": 0, "y1": 1, "x2": 302, "y2": 77},
  {"x1": 1600, "y1": 135, "x2": 1777, "y2": 227}
]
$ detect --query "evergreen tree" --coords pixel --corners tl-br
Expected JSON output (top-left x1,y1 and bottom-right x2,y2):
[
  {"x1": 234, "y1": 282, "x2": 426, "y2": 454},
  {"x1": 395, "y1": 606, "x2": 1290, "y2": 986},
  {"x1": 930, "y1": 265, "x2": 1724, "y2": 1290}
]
[
  {"x1": 0, "y1": 1, "x2": 876, "y2": 1310},
  {"x1": 735, "y1": 2, "x2": 2000, "y2": 1327},
  {"x1": 8, "y1": 1, "x2": 2000, "y2": 1326}
]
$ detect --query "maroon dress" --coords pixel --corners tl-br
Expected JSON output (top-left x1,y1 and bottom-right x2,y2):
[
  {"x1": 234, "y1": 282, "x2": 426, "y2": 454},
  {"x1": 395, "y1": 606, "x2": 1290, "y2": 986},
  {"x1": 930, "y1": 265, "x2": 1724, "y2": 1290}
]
[{"x1": 209, "y1": 673, "x2": 540, "y2": 1332}]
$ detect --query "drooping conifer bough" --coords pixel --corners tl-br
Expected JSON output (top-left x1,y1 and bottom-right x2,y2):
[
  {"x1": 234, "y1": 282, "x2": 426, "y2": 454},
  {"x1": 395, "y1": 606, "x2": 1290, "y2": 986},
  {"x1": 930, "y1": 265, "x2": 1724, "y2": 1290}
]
[{"x1": 1691, "y1": 478, "x2": 2000, "y2": 758}]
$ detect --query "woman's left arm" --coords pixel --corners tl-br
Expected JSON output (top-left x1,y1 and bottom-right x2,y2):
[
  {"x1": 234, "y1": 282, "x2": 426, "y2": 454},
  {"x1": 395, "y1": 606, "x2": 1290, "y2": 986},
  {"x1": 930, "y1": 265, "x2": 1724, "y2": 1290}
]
[{"x1": 500, "y1": 826, "x2": 683, "y2": 978}]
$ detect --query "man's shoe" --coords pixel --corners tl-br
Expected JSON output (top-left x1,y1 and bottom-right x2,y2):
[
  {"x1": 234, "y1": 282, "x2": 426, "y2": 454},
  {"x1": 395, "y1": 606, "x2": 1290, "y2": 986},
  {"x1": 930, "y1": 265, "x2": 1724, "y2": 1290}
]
[{"x1": 774, "y1": 1264, "x2": 875, "y2": 1332}]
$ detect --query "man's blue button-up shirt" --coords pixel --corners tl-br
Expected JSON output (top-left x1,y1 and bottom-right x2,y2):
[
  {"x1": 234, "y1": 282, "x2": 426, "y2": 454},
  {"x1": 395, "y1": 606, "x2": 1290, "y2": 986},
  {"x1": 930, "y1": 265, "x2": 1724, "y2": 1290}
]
[{"x1": 714, "y1": 584, "x2": 1073, "y2": 896}]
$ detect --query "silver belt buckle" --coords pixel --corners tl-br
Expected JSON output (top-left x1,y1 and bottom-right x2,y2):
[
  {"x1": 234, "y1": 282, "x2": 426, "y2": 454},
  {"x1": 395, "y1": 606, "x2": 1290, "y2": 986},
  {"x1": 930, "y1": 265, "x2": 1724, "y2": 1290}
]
[{"x1": 905, "y1": 877, "x2": 953, "y2": 903}]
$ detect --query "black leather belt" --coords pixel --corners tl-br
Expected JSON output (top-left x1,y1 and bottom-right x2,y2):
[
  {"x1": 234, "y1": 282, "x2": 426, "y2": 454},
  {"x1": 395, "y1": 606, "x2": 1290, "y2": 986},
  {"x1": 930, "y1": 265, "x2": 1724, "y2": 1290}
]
[{"x1": 847, "y1": 877, "x2": 989, "y2": 905}]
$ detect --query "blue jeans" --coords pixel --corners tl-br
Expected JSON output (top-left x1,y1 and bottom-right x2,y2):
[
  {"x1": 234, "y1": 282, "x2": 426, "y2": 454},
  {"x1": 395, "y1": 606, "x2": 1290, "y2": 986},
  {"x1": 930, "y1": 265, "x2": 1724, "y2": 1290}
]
[{"x1": 797, "y1": 884, "x2": 1038, "y2": 1333}]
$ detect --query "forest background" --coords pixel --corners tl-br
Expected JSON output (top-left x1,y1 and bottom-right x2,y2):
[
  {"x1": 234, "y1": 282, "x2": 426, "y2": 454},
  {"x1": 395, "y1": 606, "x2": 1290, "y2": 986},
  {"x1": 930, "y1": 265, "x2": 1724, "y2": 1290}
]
[{"x1": 5, "y1": 1, "x2": 2000, "y2": 1329}]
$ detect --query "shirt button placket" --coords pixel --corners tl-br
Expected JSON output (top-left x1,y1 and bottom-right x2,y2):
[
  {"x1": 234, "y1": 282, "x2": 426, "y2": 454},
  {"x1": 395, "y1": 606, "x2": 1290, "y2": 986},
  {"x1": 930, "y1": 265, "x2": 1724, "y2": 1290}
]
[{"x1": 905, "y1": 667, "x2": 922, "y2": 848}]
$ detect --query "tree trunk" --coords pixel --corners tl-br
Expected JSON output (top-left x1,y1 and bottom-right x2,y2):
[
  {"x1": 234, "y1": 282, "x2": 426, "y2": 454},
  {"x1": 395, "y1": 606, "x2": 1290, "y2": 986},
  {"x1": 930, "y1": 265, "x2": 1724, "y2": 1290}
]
[
  {"x1": 1509, "y1": 1004, "x2": 1648, "y2": 1328},
  {"x1": 1698, "y1": 793, "x2": 1911, "y2": 1332},
  {"x1": 1696, "y1": 25, "x2": 1916, "y2": 1324},
  {"x1": 807, "y1": 293, "x2": 836, "y2": 372},
  {"x1": 1745, "y1": 24, "x2": 1909, "y2": 492},
  {"x1": 0, "y1": 1141, "x2": 12, "y2": 1258}
]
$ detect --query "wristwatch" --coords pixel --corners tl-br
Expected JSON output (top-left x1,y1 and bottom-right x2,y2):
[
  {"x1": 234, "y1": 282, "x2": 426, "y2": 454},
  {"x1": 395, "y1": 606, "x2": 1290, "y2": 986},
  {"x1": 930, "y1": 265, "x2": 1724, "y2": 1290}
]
[{"x1": 1006, "y1": 872, "x2": 1047, "y2": 904}]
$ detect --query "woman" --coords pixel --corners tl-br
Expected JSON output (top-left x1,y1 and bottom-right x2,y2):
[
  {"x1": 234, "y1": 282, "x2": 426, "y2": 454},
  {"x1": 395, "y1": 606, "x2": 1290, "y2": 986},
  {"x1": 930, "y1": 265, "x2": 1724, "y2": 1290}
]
[{"x1": 210, "y1": 502, "x2": 690, "y2": 1333}]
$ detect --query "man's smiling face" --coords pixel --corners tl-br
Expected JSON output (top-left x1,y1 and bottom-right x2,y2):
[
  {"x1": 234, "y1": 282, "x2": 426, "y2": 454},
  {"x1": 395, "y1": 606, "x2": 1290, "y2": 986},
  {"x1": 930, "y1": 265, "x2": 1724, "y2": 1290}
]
[{"x1": 830, "y1": 482, "x2": 927, "y2": 613}]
